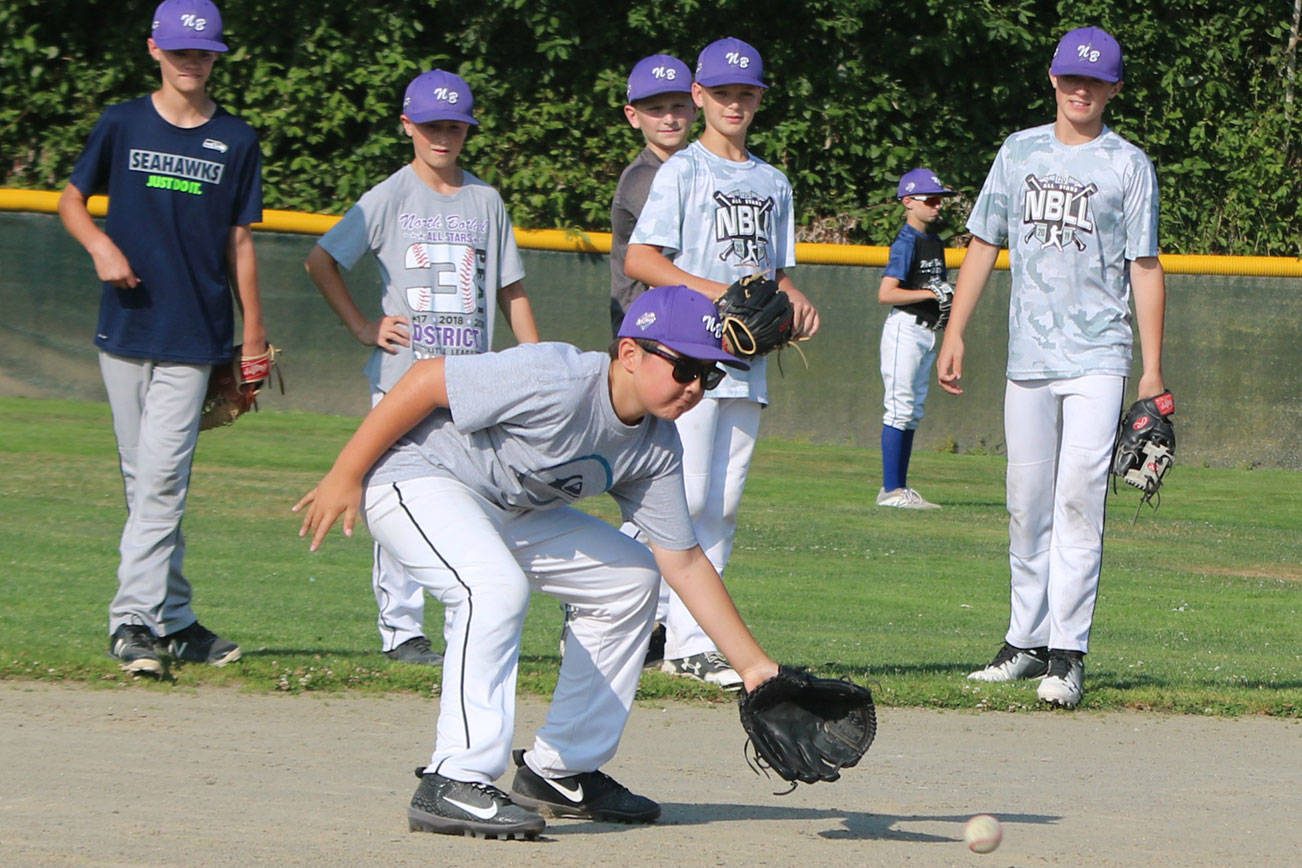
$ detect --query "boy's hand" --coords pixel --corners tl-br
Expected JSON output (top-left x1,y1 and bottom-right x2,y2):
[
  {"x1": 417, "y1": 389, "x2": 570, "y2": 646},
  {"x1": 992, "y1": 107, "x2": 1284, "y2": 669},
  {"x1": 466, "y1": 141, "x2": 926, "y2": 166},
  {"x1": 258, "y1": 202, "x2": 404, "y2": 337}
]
[
  {"x1": 937, "y1": 335, "x2": 965, "y2": 395},
  {"x1": 784, "y1": 287, "x2": 821, "y2": 339},
  {"x1": 358, "y1": 315, "x2": 411, "y2": 352},
  {"x1": 89, "y1": 238, "x2": 140, "y2": 288},
  {"x1": 292, "y1": 471, "x2": 363, "y2": 551}
]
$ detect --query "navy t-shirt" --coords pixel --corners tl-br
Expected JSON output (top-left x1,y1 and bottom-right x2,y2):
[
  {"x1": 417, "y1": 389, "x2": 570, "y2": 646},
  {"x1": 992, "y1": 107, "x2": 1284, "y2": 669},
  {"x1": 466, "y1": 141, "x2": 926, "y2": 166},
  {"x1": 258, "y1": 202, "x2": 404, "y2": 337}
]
[
  {"x1": 69, "y1": 96, "x2": 262, "y2": 364},
  {"x1": 883, "y1": 223, "x2": 947, "y2": 326}
]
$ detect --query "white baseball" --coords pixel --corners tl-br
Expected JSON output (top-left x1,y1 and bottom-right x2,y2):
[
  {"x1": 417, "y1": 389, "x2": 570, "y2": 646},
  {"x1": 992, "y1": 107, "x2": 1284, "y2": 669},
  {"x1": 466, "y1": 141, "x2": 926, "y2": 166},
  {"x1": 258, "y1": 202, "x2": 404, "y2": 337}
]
[{"x1": 963, "y1": 814, "x2": 1002, "y2": 854}]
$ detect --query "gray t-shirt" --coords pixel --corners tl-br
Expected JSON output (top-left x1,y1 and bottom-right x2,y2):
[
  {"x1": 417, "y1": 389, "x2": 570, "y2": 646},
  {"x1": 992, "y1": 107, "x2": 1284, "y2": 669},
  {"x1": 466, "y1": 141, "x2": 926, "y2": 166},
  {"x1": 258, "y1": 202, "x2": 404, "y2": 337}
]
[
  {"x1": 609, "y1": 147, "x2": 663, "y2": 314},
  {"x1": 966, "y1": 124, "x2": 1159, "y2": 379},
  {"x1": 318, "y1": 165, "x2": 526, "y2": 392},
  {"x1": 366, "y1": 342, "x2": 697, "y2": 550}
]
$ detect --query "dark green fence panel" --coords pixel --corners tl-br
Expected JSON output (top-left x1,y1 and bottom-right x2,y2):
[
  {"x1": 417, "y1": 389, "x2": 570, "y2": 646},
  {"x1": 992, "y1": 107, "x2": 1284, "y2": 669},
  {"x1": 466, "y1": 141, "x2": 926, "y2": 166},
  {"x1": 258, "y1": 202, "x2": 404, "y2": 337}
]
[{"x1": 2, "y1": 212, "x2": 1297, "y2": 469}]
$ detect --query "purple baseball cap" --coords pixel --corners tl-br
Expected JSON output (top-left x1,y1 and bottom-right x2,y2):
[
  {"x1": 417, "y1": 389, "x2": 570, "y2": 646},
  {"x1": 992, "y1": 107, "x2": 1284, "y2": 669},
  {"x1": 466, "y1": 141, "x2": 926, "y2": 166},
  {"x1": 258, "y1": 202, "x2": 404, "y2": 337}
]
[
  {"x1": 627, "y1": 54, "x2": 692, "y2": 103},
  {"x1": 897, "y1": 168, "x2": 957, "y2": 199},
  {"x1": 403, "y1": 69, "x2": 478, "y2": 125},
  {"x1": 151, "y1": 0, "x2": 228, "y2": 52},
  {"x1": 695, "y1": 37, "x2": 767, "y2": 89},
  {"x1": 1050, "y1": 26, "x2": 1123, "y2": 83},
  {"x1": 618, "y1": 285, "x2": 749, "y2": 369}
]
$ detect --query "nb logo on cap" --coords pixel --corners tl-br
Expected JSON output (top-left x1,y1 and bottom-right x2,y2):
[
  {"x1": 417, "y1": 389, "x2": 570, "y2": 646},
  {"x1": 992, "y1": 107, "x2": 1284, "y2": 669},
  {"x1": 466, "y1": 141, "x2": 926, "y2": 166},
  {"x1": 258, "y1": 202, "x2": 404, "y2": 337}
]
[
  {"x1": 179, "y1": 13, "x2": 208, "y2": 32},
  {"x1": 1076, "y1": 44, "x2": 1101, "y2": 62},
  {"x1": 431, "y1": 87, "x2": 459, "y2": 104},
  {"x1": 724, "y1": 51, "x2": 750, "y2": 68},
  {"x1": 652, "y1": 66, "x2": 677, "y2": 80}
]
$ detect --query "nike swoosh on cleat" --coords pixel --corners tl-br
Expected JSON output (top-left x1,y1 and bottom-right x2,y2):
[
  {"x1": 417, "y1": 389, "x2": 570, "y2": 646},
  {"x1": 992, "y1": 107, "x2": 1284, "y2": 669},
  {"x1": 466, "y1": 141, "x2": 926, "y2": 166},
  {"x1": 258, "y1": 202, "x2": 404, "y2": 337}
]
[
  {"x1": 445, "y1": 797, "x2": 499, "y2": 820},
  {"x1": 544, "y1": 778, "x2": 585, "y2": 802}
]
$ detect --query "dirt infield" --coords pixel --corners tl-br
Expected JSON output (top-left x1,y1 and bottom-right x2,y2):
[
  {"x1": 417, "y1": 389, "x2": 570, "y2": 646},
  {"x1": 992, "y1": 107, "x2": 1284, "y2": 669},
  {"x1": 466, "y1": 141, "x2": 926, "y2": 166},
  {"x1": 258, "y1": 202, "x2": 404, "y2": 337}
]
[{"x1": 1, "y1": 683, "x2": 1297, "y2": 867}]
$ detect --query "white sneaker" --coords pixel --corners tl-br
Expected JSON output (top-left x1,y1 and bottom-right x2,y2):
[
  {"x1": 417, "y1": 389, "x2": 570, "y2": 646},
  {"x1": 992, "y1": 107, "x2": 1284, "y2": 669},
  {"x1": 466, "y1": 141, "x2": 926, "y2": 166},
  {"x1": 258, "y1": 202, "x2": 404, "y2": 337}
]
[
  {"x1": 1037, "y1": 650, "x2": 1085, "y2": 708},
  {"x1": 967, "y1": 642, "x2": 1050, "y2": 682},
  {"x1": 876, "y1": 487, "x2": 941, "y2": 509},
  {"x1": 661, "y1": 651, "x2": 743, "y2": 691}
]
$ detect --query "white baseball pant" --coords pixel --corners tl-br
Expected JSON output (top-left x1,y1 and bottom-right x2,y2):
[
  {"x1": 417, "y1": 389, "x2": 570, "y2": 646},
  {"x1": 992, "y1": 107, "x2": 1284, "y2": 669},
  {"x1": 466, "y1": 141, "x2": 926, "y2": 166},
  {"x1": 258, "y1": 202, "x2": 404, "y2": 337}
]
[
  {"x1": 1002, "y1": 374, "x2": 1124, "y2": 653},
  {"x1": 98, "y1": 351, "x2": 209, "y2": 636},
  {"x1": 657, "y1": 396, "x2": 762, "y2": 660},
  {"x1": 879, "y1": 308, "x2": 938, "y2": 430},
  {"x1": 365, "y1": 476, "x2": 659, "y2": 782},
  {"x1": 369, "y1": 389, "x2": 431, "y2": 652}
]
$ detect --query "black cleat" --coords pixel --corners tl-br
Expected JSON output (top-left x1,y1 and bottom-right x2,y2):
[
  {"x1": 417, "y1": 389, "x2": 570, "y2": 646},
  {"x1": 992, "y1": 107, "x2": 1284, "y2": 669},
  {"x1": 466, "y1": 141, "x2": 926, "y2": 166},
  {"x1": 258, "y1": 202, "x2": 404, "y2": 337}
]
[
  {"x1": 109, "y1": 624, "x2": 163, "y2": 675},
  {"x1": 384, "y1": 635, "x2": 444, "y2": 665},
  {"x1": 408, "y1": 768, "x2": 545, "y2": 840},
  {"x1": 156, "y1": 621, "x2": 241, "y2": 666},
  {"x1": 509, "y1": 749, "x2": 660, "y2": 823}
]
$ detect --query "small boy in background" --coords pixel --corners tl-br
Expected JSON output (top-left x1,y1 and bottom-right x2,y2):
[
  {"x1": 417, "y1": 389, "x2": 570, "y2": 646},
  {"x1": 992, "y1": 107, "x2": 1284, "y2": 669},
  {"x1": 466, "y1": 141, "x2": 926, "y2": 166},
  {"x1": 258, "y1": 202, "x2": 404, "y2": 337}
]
[
  {"x1": 875, "y1": 168, "x2": 959, "y2": 510},
  {"x1": 305, "y1": 69, "x2": 539, "y2": 665},
  {"x1": 608, "y1": 53, "x2": 696, "y2": 336}
]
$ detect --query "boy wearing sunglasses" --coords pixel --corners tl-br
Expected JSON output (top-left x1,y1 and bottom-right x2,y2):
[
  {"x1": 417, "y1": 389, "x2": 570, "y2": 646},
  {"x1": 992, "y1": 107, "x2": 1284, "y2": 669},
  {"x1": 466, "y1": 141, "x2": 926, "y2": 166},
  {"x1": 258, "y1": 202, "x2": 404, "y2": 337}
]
[
  {"x1": 295, "y1": 284, "x2": 782, "y2": 839},
  {"x1": 874, "y1": 168, "x2": 959, "y2": 509}
]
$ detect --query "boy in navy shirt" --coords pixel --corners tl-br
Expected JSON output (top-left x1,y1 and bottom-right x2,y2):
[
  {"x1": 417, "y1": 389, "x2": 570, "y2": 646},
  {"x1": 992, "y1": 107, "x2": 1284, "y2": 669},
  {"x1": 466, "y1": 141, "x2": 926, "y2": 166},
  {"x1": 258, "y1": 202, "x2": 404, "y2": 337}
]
[{"x1": 58, "y1": 0, "x2": 266, "y2": 674}]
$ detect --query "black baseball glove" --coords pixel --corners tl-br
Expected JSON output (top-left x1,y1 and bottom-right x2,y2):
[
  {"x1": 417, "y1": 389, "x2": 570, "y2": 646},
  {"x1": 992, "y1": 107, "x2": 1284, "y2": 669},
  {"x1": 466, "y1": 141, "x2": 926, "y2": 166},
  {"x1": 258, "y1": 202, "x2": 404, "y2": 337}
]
[
  {"x1": 1111, "y1": 390, "x2": 1175, "y2": 509},
  {"x1": 715, "y1": 274, "x2": 795, "y2": 358},
  {"x1": 738, "y1": 665, "x2": 876, "y2": 788}
]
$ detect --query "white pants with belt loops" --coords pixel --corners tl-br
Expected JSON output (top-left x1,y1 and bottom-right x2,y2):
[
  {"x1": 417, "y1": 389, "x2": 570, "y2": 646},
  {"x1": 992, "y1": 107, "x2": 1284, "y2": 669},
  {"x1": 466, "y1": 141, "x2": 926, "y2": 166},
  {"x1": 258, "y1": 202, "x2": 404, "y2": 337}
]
[
  {"x1": 366, "y1": 476, "x2": 660, "y2": 783},
  {"x1": 1002, "y1": 374, "x2": 1123, "y2": 653}
]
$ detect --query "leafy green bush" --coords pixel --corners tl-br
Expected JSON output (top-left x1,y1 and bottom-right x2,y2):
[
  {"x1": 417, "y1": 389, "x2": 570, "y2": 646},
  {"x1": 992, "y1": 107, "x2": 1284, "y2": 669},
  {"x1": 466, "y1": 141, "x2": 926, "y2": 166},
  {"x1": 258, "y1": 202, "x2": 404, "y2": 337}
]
[{"x1": 2, "y1": 0, "x2": 1297, "y2": 253}]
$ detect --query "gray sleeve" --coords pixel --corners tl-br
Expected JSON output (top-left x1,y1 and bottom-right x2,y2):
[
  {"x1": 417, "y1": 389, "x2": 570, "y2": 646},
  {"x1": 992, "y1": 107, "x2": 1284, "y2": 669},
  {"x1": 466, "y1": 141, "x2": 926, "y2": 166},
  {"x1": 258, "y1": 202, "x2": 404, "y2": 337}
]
[
  {"x1": 611, "y1": 460, "x2": 696, "y2": 550},
  {"x1": 318, "y1": 203, "x2": 373, "y2": 270},
  {"x1": 609, "y1": 161, "x2": 658, "y2": 309}
]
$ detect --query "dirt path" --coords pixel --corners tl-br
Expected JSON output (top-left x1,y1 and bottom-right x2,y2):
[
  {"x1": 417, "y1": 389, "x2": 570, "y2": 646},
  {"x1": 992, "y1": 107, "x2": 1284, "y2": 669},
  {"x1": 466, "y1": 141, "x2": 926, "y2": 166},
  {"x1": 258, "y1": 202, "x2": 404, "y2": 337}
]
[{"x1": 1, "y1": 683, "x2": 1297, "y2": 867}]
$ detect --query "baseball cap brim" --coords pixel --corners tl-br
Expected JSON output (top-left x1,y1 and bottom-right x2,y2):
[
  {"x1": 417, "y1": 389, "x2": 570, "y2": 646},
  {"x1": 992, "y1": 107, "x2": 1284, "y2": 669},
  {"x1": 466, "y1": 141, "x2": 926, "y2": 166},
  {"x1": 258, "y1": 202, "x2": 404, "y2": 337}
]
[
  {"x1": 659, "y1": 338, "x2": 750, "y2": 370},
  {"x1": 694, "y1": 73, "x2": 767, "y2": 89},
  {"x1": 153, "y1": 36, "x2": 228, "y2": 51},
  {"x1": 404, "y1": 109, "x2": 478, "y2": 126}
]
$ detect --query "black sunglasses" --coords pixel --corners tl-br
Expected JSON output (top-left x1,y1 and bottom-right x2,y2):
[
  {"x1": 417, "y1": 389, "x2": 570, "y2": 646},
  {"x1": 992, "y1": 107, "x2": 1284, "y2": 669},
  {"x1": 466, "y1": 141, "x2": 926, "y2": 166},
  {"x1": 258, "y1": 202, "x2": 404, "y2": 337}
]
[{"x1": 643, "y1": 344, "x2": 725, "y2": 390}]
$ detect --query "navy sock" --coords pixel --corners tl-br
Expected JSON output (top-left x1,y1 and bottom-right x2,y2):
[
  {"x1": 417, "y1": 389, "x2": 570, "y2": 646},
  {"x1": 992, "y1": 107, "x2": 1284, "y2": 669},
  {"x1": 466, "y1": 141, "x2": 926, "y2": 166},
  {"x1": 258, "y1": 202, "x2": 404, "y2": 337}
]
[
  {"x1": 881, "y1": 425, "x2": 906, "y2": 491},
  {"x1": 899, "y1": 428, "x2": 916, "y2": 489}
]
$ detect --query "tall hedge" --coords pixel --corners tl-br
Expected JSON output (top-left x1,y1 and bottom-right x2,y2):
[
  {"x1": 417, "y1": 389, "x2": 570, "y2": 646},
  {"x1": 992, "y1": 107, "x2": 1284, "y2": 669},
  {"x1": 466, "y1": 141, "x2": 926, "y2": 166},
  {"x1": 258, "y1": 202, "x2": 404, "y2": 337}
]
[{"x1": 3, "y1": 0, "x2": 1299, "y2": 254}]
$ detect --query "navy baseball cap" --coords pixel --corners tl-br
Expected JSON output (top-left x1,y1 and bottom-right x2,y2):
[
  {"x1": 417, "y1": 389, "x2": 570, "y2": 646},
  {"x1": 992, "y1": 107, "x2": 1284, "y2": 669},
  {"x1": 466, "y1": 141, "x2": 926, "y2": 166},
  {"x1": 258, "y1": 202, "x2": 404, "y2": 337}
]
[
  {"x1": 151, "y1": 0, "x2": 228, "y2": 52},
  {"x1": 627, "y1": 54, "x2": 692, "y2": 102},
  {"x1": 618, "y1": 285, "x2": 749, "y2": 369},
  {"x1": 403, "y1": 70, "x2": 477, "y2": 125},
  {"x1": 695, "y1": 37, "x2": 767, "y2": 89},
  {"x1": 1050, "y1": 26, "x2": 1124, "y2": 83},
  {"x1": 897, "y1": 168, "x2": 957, "y2": 199}
]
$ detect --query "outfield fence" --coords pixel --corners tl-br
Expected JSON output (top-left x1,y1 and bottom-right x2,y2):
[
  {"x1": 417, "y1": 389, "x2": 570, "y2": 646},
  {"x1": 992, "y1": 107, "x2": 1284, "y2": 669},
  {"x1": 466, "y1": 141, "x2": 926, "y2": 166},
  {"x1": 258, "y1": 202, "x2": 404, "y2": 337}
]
[{"x1": 2, "y1": 189, "x2": 1299, "y2": 469}]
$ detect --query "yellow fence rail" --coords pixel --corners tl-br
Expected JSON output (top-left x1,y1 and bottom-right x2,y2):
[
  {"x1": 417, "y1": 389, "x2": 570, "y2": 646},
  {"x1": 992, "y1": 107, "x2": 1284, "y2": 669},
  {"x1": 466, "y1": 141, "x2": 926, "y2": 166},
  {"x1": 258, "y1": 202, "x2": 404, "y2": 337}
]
[{"x1": 5, "y1": 187, "x2": 1301, "y2": 277}]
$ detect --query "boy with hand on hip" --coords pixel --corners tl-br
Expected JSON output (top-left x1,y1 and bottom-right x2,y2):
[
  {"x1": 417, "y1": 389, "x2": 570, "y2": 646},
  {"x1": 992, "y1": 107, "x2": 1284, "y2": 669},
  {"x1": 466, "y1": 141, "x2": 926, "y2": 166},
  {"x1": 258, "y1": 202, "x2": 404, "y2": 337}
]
[
  {"x1": 295, "y1": 284, "x2": 781, "y2": 840},
  {"x1": 58, "y1": 0, "x2": 265, "y2": 674},
  {"x1": 624, "y1": 37, "x2": 819, "y2": 689},
  {"x1": 305, "y1": 69, "x2": 539, "y2": 666},
  {"x1": 938, "y1": 26, "x2": 1167, "y2": 709},
  {"x1": 609, "y1": 53, "x2": 696, "y2": 336},
  {"x1": 875, "y1": 168, "x2": 959, "y2": 510}
]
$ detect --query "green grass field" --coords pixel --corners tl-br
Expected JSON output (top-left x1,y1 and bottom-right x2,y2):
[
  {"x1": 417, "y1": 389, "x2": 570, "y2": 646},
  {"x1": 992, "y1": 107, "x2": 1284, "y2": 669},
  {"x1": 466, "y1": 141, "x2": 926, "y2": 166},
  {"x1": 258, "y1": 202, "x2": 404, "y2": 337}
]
[{"x1": 1, "y1": 397, "x2": 1297, "y2": 716}]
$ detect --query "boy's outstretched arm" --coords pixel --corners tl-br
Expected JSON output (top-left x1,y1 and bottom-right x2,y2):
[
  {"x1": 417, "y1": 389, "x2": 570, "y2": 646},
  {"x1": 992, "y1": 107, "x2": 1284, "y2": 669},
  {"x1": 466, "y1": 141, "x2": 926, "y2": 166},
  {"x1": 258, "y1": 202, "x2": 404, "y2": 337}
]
[
  {"x1": 228, "y1": 225, "x2": 266, "y2": 354},
  {"x1": 625, "y1": 243, "x2": 729, "y2": 299},
  {"x1": 497, "y1": 280, "x2": 540, "y2": 343},
  {"x1": 57, "y1": 183, "x2": 139, "y2": 289},
  {"x1": 649, "y1": 542, "x2": 780, "y2": 691},
  {"x1": 304, "y1": 244, "x2": 410, "y2": 352},
  {"x1": 1129, "y1": 257, "x2": 1166, "y2": 399},
  {"x1": 294, "y1": 357, "x2": 450, "y2": 550},
  {"x1": 936, "y1": 237, "x2": 1000, "y2": 395}
]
